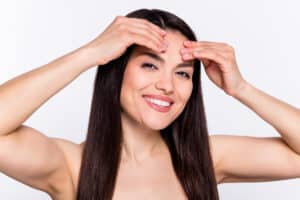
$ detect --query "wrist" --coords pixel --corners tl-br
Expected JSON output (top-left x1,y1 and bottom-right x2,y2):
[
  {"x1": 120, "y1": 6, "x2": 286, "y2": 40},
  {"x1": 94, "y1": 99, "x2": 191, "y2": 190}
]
[
  {"x1": 72, "y1": 46, "x2": 98, "y2": 71},
  {"x1": 232, "y1": 80, "x2": 253, "y2": 100},
  {"x1": 80, "y1": 43, "x2": 108, "y2": 67}
]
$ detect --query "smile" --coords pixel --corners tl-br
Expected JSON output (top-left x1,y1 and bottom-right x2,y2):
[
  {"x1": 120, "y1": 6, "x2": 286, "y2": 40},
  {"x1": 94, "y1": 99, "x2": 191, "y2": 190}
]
[{"x1": 143, "y1": 96, "x2": 173, "y2": 113}]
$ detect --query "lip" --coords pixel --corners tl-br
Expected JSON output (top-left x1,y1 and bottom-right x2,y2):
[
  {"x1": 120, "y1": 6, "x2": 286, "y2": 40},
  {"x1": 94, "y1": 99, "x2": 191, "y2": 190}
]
[
  {"x1": 144, "y1": 98, "x2": 173, "y2": 113},
  {"x1": 142, "y1": 94, "x2": 174, "y2": 113},
  {"x1": 142, "y1": 94, "x2": 174, "y2": 104}
]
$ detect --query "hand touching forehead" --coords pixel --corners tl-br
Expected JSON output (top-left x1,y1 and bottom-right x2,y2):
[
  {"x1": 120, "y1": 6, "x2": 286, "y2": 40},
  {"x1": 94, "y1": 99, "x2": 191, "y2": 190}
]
[{"x1": 131, "y1": 29, "x2": 192, "y2": 68}]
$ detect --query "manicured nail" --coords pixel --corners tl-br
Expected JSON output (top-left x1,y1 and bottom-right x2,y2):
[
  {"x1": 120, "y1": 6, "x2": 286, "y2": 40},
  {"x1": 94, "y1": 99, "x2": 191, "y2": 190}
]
[
  {"x1": 193, "y1": 51, "x2": 200, "y2": 56},
  {"x1": 163, "y1": 40, "x2": 168, "y2": 48},
  {"x1": 184, "y1": 41, "x2": 191, "y2": 45},
  {"x1": 180, "y1": 48, "x2": 188, "y2": 53},
  {"x1": 161, "y1": 29, "x2": 167, "y2": 35},
  {"x1": 182, "y1": 53, "x2": 191, "y2": 59}
]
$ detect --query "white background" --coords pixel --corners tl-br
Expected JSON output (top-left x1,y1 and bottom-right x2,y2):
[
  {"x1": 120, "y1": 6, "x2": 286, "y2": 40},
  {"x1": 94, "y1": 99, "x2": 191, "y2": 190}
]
[{"x1": 1, "y1": 0, "x2": 300, "y2": 199}]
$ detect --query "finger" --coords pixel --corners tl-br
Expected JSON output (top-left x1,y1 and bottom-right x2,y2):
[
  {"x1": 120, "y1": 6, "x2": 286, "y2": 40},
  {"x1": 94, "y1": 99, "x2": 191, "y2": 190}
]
[
  {"x1": 201, "y1": 58, "x2": 211, "y2": 68},
  {"x1": 116, "y1": 16, "x2": 166, "y2": 47},
  {"x1": 182, "y1": 43, "x2": 229, "y2": 53},
  {"x1": 181, "y1": 52, "x2": 194, "y2": 60},
  {"x1": 192, "y1": 51, "x2": 228, "y2": 70},
  {"x1": 181, "y1": 52, "x2": 212, "y2": 70},
  {"x1": 184, "y1": 40, "x2": 225, "y2": 47},
  {"x1": 130, "y1": 18, "x2": 167, "y2": 36},
  {"x1": 181, "y1": 46, "x2": 229, "y2": 57},
  {"x1": 183, "y1": 40, "x2": 232, "y2": 52},
  {"x1": 129, "y1": 22, "x2": 167, "y2": 48},
  {"x1": 128, "y1": 26, "x2": 167, "y2": 52},
  {"x1": 181, "y1": 49, "x2": 226, "y2": 64},
  {"x1": 130, "y1": 31, "x2": 165, "y2": 53}
]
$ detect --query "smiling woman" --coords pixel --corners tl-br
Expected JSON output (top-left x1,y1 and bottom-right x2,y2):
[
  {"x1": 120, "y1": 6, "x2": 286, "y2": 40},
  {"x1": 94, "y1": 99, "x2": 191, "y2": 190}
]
[
  {"x1": 1, "y1": 6, "x2": 300, "y2": 200},
  {"x1": 77, "y1": 9, "x2": 219, "y2": 200}
]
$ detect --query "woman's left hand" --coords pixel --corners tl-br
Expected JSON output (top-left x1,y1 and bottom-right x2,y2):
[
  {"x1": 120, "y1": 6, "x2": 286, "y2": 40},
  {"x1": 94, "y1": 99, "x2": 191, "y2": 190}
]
[{"x1": 180, "y1": 41, "x2": 247, "y2": 96}]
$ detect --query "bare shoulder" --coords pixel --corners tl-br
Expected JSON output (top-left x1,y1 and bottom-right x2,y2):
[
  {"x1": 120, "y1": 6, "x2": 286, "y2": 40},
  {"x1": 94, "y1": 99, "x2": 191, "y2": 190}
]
[
  {"x1": 50, "y1": 137, "x2": 83, "y2": 180},
  {"x1": 0, "y1": 125, "x2": 82, "y2": 197},
  {"x1": 50, "y1": 137, "x2": 83, "y2": 167},
  {"x1": 208, "y1": 134, "x2": 300, "y2": 184},
  {"x1": 47, "y1": 137, "x2": 83, "y2": 196},
  {"x1": 208, "y1": 135, "x2": 227, "y2": 184}
]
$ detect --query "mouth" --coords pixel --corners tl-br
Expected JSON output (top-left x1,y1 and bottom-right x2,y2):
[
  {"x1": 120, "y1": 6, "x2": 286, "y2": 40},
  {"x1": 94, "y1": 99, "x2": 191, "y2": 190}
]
[{"x1": 142, "y1": 94, "x2": 174, "y2": 113}]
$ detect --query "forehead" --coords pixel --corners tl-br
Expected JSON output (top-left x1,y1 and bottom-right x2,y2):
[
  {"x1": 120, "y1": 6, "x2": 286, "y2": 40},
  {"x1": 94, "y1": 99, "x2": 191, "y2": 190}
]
[{"x1": 130, "y1": 30, "x2": 190, "y2": 62}]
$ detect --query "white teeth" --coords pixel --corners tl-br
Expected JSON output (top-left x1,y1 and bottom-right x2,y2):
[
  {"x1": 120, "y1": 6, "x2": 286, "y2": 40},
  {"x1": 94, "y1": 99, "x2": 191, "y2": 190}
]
[{"x1": 145, "y1": 97, "x2": 171, "y2": 107}]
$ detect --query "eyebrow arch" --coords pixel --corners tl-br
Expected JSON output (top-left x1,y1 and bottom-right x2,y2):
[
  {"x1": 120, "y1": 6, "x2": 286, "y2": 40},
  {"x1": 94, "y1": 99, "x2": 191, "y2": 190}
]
[{"x1": 139, "y1": 51, "x2": 194, "y2": 68}]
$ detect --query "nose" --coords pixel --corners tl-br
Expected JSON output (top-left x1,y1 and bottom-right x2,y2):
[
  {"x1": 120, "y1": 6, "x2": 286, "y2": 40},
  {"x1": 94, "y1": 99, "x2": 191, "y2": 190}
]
[{"x1": 154, "y1": 73, "x2": 174, "y2": 94}]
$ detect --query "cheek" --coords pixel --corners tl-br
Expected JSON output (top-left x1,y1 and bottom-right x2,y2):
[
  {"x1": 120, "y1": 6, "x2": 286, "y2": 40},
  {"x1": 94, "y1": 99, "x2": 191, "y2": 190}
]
[
  {"x1": 122, "y1": 67, "x2": 150, "y2": 91},
  {"x1": 121, "y1": 67, "x2": 151, "y2": 108},
  {"x1": 176, "y1": 81, "x2": 193, "y2": 102}
]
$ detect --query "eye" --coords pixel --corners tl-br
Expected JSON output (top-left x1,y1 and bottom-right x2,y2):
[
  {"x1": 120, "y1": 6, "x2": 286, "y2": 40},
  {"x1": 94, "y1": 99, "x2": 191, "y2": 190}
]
[
  {"x1": 176, "y1": 71, "x2": 191, "y2": 79},
  {"x1": 141, "y1": 62, "x2": 158, "y2": 70}
]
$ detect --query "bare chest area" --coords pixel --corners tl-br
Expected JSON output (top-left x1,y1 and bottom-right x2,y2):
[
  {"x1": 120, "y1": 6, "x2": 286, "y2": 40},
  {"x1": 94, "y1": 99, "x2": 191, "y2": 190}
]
[
  {"x1": 51, "y1": 156, "x2": 187, "y2": 200},
  {"x1": 112, "y1": 156, "x2": 187, "y2": 200},
  {"x1": 50, "y1": 137, "x2": 222, "y2": 200},
  {"x1": 51, "y1": 141, "x2": 224, "y2": 200}
]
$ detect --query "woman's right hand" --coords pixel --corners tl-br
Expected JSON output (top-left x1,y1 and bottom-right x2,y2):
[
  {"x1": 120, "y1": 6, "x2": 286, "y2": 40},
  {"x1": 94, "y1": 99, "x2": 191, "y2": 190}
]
[{"x1": 81, "y1": 16, "x2": 168, "y2": 67}]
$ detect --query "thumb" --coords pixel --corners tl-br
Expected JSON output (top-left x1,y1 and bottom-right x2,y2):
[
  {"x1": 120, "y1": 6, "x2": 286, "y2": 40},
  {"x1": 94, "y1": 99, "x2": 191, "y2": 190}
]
[{"x1": 201, "y1": 58, "x2": 211, "y2": 68}]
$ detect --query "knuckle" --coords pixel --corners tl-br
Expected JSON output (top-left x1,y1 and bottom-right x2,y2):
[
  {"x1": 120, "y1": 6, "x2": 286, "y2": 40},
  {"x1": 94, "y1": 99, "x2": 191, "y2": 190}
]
[
  {"x1": 145, "y1": 28, "x2": 154, "y2": 36},
  {"x1": 115, "y1": 16, "x2": 124, "y2": 22},
  {"x1": 147, "y1": 40, "x2": 156, "y2": 48},
  {"x1": 213, "y1": 52, "x2": 221, "y2": 60},
  {"x1": 210, "y1": 51, "x2": 216, "y2": 57},
  {"x1": 118, "y1": 23, "x2": 127, "y2": 31},
  {"x1": 115, "y1": 16, "x2": 128, "y2": 26},
  {"x1": 142, "y1": 19, "x2": 156, "y2": 30},
  {"x1": 140, "y1": 18, "x2": 150, "y2": 25},
  {"x1": 120, "y1": 30, "x2": 129, "y2": 40},
  {"x1": 225, "y1": 43, "x2": 234, "y2": 50}
]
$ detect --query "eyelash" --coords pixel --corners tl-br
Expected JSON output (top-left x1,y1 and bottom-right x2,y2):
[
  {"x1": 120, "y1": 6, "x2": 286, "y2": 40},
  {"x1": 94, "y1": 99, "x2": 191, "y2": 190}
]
[{"x1": 141, "y1": 63, "x2": 191, "y2": 79}]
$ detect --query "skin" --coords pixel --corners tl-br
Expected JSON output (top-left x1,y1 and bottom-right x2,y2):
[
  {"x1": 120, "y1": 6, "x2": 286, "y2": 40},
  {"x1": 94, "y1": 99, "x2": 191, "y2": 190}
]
[
  {"x1": 0, "y1": 16, "x2": 300, "y2": 200},
  {"x1": 119, "y1": 30, "x2": 194, "y2": 164}
]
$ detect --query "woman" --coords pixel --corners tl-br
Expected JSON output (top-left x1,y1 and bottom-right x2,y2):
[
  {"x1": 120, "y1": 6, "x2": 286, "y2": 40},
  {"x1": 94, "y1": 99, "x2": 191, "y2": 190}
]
[{"x1": 0, "y1": 8, "x2": 299, "y2": 200}]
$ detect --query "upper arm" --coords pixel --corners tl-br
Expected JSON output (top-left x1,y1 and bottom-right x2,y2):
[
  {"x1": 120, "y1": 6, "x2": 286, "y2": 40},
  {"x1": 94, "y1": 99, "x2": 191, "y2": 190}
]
[
  {"x1": 210, "y1": 134, "x2": 300, "y2": 184},
  {"x1": 0, "y1": 125, "x2": 69, "y2": 193}
]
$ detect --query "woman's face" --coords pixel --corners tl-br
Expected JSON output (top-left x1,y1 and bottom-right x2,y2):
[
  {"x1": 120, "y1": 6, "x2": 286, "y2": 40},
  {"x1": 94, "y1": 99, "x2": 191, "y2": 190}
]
[{"x1": 120, "y1": 30, "x2": 194, "y2": 130}]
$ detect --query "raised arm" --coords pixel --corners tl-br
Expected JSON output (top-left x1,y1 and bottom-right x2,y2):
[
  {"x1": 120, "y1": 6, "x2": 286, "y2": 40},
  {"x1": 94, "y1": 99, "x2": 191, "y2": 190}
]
[
  {"x1": 0, "y1": 47, "x2": 91, "y2": 136},
  {"x1": 0, "y1": 45, "x2": 92, "y2": 195},
  {"x1": 233, "y1": 82, "x2": 300, "y2": 154},
  {"x1": 0, "y1": 16, "x2": 167, "y2": 194},
  {"x1": 180, "y1": 40, "x2": 300, "y2": 183}
]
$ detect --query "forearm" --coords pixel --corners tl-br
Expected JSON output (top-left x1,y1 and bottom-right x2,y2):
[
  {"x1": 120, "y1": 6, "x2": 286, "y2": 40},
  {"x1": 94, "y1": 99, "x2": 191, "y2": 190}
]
[
  {"x1": 0, "y1": 47, "x2": 93, "y2": 136},
  {"x1": 233, "y1": 81, "x2": 300, "y2": 154}
]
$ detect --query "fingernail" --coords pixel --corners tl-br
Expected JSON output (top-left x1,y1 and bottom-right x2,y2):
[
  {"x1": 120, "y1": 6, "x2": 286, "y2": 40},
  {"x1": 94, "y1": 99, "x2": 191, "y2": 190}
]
[
  {"x1": 193, "y1": 51, "x2": 200, "y2": 56},
  {"x1": 180, "y1": 48, "x2": 188, "y2": 53},
  {"x1": 163, "y1": 41, "x2": 168, "y2": 48},
  {"x1": 184, "y1": 41, "x2": 191, "y2": 45},
  {"x1": 182, "y1": 53, "x2": 191, "y2": 59}
]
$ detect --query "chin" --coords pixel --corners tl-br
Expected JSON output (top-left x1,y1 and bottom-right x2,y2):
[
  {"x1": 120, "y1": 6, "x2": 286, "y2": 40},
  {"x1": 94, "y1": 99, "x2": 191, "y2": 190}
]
[{"x1": 142, "y1": 118, "x2": 172, "y2": 131}]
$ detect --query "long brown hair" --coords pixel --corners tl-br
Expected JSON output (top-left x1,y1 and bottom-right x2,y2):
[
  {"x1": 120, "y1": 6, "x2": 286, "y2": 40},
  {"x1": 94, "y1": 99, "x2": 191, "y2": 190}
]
[{"x1": 76, "y1": 8, "x2": 219, "y2": 200}]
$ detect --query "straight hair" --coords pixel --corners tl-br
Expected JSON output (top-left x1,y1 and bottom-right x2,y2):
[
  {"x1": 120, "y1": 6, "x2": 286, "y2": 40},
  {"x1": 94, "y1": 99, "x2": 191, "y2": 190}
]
[{"x1": 76, "y1": 8, "x2": 219, "y2": 200}]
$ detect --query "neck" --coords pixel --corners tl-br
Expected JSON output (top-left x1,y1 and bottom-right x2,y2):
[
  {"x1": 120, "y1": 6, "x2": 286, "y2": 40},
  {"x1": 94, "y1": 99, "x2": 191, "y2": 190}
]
[{"x1": 120, "y1": 112, "x2": 166, "y2": 164}]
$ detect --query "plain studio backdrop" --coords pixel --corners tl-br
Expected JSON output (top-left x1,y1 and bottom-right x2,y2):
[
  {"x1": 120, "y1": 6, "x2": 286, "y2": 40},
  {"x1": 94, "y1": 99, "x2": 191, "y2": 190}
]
[{"x1": 1, "y1": 0, "x2": 300, "y2": 199}]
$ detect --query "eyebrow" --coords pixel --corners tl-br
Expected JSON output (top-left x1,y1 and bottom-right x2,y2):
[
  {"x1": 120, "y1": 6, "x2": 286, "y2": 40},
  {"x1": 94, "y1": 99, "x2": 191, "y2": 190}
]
[{"x1": 138, "y1": 51, "x2": 194, "y2": 68}]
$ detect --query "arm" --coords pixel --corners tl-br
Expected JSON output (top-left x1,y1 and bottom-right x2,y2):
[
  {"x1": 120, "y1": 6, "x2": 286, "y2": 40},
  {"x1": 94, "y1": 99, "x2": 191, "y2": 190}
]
[
  {"x1": 0, "y1": 16, "x2": 167, "y2": 194},
  {"x1": 0, "y1": 16, "x2": 167, "y2": 136},
  {"x1": 210, "y1": 134, "x2": 300, "y2": 183},
  {"x1": 214, "y1": 80, "x2": 300, "y2": 183},
  {"x1": 181, "y1": 41, "x2": 300, "y2": 183},
  {"x1": 0, "y1": 48, "x2": 91, "y2": 136},
  {"x1": 0, "y1": 48, "x2": 92, "y2": 193},
  {"x1": 233, "y1": 82, "x2": 300, "y2": 154}
]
